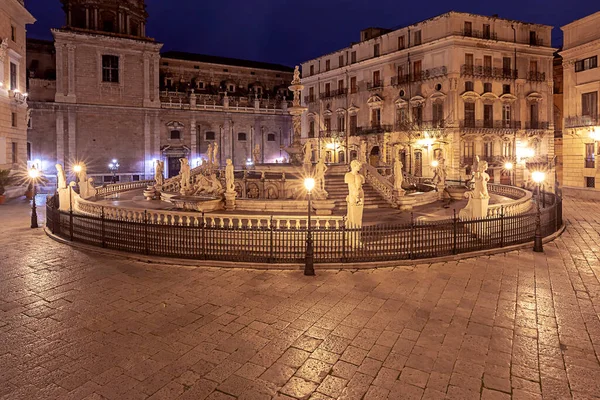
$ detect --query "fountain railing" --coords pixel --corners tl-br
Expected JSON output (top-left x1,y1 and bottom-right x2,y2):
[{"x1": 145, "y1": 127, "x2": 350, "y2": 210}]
[
  {"x1": 74, "y1": 195, "x2": 343, "y2": 229},
  {"x1": 486, "y1": 184, "x2": 532, "y2": 217},
  {"x1": 95, "y1": 180, "x2": 154, "y2": 197},
  {"x1": 362, "y1": 163, "x2": 395, "y2": 206}
]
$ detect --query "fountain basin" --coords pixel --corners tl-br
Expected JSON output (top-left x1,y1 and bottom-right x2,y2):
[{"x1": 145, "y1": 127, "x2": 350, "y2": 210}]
[{"x1": 169, "y1": 195, "x2": 224, "y2": 212}]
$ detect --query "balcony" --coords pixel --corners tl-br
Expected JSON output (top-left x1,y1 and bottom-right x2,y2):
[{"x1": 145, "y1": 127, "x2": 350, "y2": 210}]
[
  {"x1": 526, "y1": 71, "x2": 546, "y2": 82},
  {"x1": 318, "y1": 130, "x2": 345, "y2": 138},
  {"x1": 460, "y1": 65, "x2": 518, "y2": 80},
  {"x1": 524, "y1": 121, "x2": 550, "y2": 130},
  {"x1": 460, "y1": 120, "x2": 521, "y2": 130},
  {"x1": 391, "y1": 67, "x2": 448, "y2": 86},
  {"x1": 585, "y1": 158, "x2": 595, "y2": 169},
  {"x1": 564, "y1": 115, "x2": 599, "y2": 129},
  {"x1": 355, "y1": 124, "x2": 394, "y2": 135},
  {"x1": 367, "y1": 81, "x2": 383, "y2": 90},
  {"x1": 529, "y1": 37, "x2": 544, "y2": 46},
  {"x1": 461, "y1": 29, "x2": 498, "y2": 41},
  {"x1": 304, "y1": 95, "x2": 316, "y2": 103},
  {"x1": 395, "y1": 120, "x2": 446, "y2": 131},
  {"x1": 461, "y1": 157, "x2": 475, "y2": 166}
]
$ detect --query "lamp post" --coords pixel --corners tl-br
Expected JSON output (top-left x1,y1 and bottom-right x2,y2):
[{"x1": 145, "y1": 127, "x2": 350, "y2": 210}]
[
  {"x1": 504, "y1": 162, "x2": 514, "y2": 186},
  {"x1": 73, "y1": 163, "x2": 82, "y2": 191},
  {"x1": 108, "y1": 159, "x2": 119, "y2": 184},
  {"x1": 28, "y1": 166, "x2": 40, "y2": 229},
  {"x1": 304, "y1": 177, "x2": 316, "y2": 276},
  {"x1": 531, "y1": 171, "x2": 545, "y2": 252}
]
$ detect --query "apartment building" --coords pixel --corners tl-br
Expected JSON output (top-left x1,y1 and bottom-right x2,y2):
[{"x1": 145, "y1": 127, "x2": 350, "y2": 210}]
[
  {"x1": 0, "y1": 0, "x2": 35, "y2": 171},
  {"x1": 560, "y1": 11, "x2": 600, "y2": 196},
  {"x1": 301, "y1": 11, "x2": 556, "y2": 186}
]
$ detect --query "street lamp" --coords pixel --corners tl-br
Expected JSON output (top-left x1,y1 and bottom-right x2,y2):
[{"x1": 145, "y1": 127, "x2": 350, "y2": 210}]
[
  {"x1": 304, "y1": 177, "x2": 316, "y2": 276},
  {"x1": 504, "y1": 162, "x2": 514, "y2": 186},
  {"x1": 108, "y1": 159, "x2": 119, "y2": 184},
  {"x1": 531, "y1": 171, "x2": 546, "y2": 253},
  {"x1": 73, "y1": 163, "x2": 82, "y2": 190},
  {"x1": 28, "y1": 166, "x2": 40, "y2": 229}
]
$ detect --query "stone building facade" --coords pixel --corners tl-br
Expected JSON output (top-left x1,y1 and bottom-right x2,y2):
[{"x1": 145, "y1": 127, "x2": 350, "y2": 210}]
[
  {"x1": 300, "y1": 12, "x2": 556, "y2": 187},
  {"x1": 27, "y1": 0, "x2": 292, "y2": 183},
  {"x1": 560, "y1": 11, "x2": 600, "y2": 195},
  {"x1": 0, "y1": 0, "x2": 35, "y2": 171}
]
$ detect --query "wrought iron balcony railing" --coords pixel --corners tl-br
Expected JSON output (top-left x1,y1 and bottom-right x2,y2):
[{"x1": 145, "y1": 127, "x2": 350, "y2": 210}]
[
  {"x1": 304, "y1": 95, "x2": 316, "y2": 103},
  {"x1": 391, "y1": 67, "x2": 448, "y2": 86},
  {"x1": 355, "y1": 125, "x2": 394, "y2": 135},
  {"x1": 526, "y1": 71, "x2": 546, "y2": 81},
  {"x1": 529, "y1": 37, "x2": 544, "y2": 46},
  {"x1": 524, "y1": 121, "x2": 550, "y2": 130},
  {"x1": 460, "y1": 120, "x2": 521, "y2": 130},
  {"x1": 460, "y1": 65, "x2": 518, "y2": 80},
  {"x1": 564, "y1": 115, "x2": 600, "y2": 129},
  {"x1": 395, "y1": 120, "x2": 447, "y2": 131},
  {"x1": 367, "y1": 81, "x2": 383, "y2": 90},
  {"x1": 319, "y1": 130, "x2": 346, "y2": 138},
  {"x1": 585, "y1": 159, "x2": 596, "y2": 169},
  {"x1": 461, "y1": 29, "x2": 498, "y2": 41}
]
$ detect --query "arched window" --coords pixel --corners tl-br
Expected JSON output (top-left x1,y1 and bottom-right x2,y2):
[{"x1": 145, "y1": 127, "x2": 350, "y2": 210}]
[
  {"x1": 267, "y1": 133, "x2": 276, "y2": 142},
  {"x1": 238, "y1": 132, "x2": 247, "y2": 141}
]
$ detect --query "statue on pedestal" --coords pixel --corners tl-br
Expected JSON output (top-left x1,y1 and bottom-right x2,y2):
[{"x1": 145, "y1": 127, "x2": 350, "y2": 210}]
[
  {"x1": 213, "y1": 142, "x2": 219, "y2": 166},
  {"x1": 179, "y1": 158, "x2": 191, "y2": 194},
  {"x1": 253, "y1": 144, "x2": 261, "y2": 164},
  {"x1": 77, "y1": 162, "x2": 96, "y2": 199},
  {"x1": 56, "y1": 164, "x2": 67, "y2": 189},
  {"x1": 360, "y1": 140, "x2": 367, "y2": 163},
  {"x1": 225, "y1": 159, "x2": 235, "y2": 194},
  {"x1": 460, "y1": 159, "x2": 490, "y2": 220},
  {"x1": 315, "y1": 157, "x2": 328, "y2": 194},
  {"x1": 432, "y1": 157, "x2": 447, "y2": 187},
  {"x1": 154, "y1": 160, "x2": 164, "y2": 187},
  {"x1": 303, "y1": 141, "x2": 312, "y2": 164},
  {"x1": 345, "y1": 160, "x2": 365, "y2": 228},
  {"x1": 473, "y1": 160, "x2": 490, "y2": 199},
  {"x1": 393, "y1": 158, "x2": 404, "y2": 192},
  {"x1": 207, "y1": 143, "x2": 214, "y2": 165}
]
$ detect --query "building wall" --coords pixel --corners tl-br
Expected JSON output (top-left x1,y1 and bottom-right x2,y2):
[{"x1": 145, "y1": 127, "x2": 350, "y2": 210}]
[
  {"x1": 560, "y1": 11, "x2": 600, "y2": 190},
  {"x1": 300, "y1": 11, "x2": 555, "y2": 187},
  {"x1": 0, "y1": 0, "x2": 35, "y2": 170}
]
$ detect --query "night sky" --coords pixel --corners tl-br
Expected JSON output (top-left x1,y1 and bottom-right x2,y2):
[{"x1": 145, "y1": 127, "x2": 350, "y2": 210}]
[{"x1": 25, "y1": 0, "x2": 599, "y2": 67}]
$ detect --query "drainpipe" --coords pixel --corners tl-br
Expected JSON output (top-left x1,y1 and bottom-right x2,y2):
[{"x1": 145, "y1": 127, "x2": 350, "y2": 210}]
[
  {"x1": 407, "y1": 28, "x2": 413, "y2": 175},
  {"x1": 511, "y1": 24, "x2": 518, "y2": 184}
]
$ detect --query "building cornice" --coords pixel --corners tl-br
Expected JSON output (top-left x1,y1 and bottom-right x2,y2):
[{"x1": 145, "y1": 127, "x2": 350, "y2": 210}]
[
  {"x1": 560, "y1": 38, "x2": 600, "y2": 59},
  {"x1": 51, "y1": 29, "x2": 163, "y2": 51},
  {"x1": 5, "y1": 0, "x2": 36, "y2": 25}
]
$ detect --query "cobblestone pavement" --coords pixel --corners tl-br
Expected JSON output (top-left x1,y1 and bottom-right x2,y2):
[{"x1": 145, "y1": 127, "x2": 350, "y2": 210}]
[{"x1": 1, "y1": 196, "x2": 599, "y2": 400}]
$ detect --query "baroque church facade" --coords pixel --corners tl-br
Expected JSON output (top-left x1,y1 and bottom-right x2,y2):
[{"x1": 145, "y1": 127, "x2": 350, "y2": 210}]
[{"x1": 27, "y1": 0, "x2": 293, "y2": 183}]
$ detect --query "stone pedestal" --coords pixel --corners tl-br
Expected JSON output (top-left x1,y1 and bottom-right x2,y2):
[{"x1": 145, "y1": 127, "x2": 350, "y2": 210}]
[
  {"x1": 79, "y1": 179, "x2": 97, "y2": 200},
  {"x1": 57, "y1": 187, "x2": 71, "y2": 212},
  {"x1": 470, "y1": 197, "x2": 489, "y2": 219},
  {"x1": 396, "y1": 195, "x2": 416, "y2": 211},
  {"x1": 313, "y1": 199, "x2": 335, "y2": 215},
  {"x1": 225, "y1": 191, "x2": 237, "y2": 210},
  {"x1": 346, "y1": 203, "x2": 364, "y2": 228},
  {"x1": 143, "y1": 185, "x2": 157, "y2": 200}
]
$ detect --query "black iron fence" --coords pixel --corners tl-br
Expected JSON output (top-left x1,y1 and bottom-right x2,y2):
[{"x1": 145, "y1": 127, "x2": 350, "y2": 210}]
[{"x1": 46, "y1": 194, "x2": 562, "y2": 264}]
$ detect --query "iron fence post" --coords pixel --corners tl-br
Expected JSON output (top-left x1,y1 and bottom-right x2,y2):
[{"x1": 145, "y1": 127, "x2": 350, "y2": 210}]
[
  {"x1": 201, "y1": 212, "x2": 206, "y2": 260},
  {"x1": 144, "y1": 210, "x2": 149, "y2": 255},
  {"x1": 500, "y1": 205, "x2": 505, "y2": 248},
  {"x1": 341, "y1": 217, "x2": 346, "y2": 263},
  {"x1": 269, "y1": 216, "x2": 274, "y2": 263},
  {"x1": 410, "y1": 212, "x2": 415, "y2": 260},
  {"x1": 101, "y1": 206, "x2": 106, "y2": 248},
  {"x1": 69, "y1": 209, "x2": 73, "y2": 241},
  {"x1": 452, "y1": 209, "x2": 457, "y2": 255}
]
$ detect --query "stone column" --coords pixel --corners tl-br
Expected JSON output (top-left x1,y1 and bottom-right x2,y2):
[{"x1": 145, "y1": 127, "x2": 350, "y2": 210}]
[
  {"x1": 190, "y1": 116, "x2": 197, "y2": 160},
  {"x1": 67, "y1": 108, "x2": 76, "y2": 162},
  {"x1": 154, "y1": 113, "x2": 161, "y2": 161},
  {"x1": 55, "y1": 44, "x2": 65, "y2": 100},
  {"x1": 56, "y1": 111, "x2": 65, "y2": 165},
  {"x1": 66, "y1": 44, "x2": 76, "y2": 100},
  {"x1": 144, "y1": 112, "x2": 152, "y2": 178},
  {"x1": 143, "y1": 53, "x2": 150, "y2": 106}
]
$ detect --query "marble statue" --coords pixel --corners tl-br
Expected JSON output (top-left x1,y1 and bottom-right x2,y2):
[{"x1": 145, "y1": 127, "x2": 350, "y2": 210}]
[
  {"x1": 345, "y1": 160, "x2": 365, "y2": 227},
  {"x1": 225, "y1": 159, "x2": 235, "y2": 193},
  {"x1": 76, "y1": 162, "x2": 96, "y2": 199},
  {"x1": 253, "y1": 144, "x2": 261, "y2": 164},
  {"x1": 179, "y1": 158, "x2": 191, "y2": 194},
  {"x1": 432, "y1": 157, "x2": 447, "y2": 187},
  {"x1": 293, "y1": 65, "x2": 301, "y2": 84},
  {"x1": 154, "y1": 160, "x2": 164, "y2": 186},
  {"x1": 393, "y1": 159, "x2": 404, "y2": 191},
  {"x1": 360, "y1": 140, "x2": 367, "y2": 163},
  {"x1": 473, "y1": 160, "x2": 490, "y2": 199},
  {"x1": 78, "y1": 163, "x2": 88, "y2": 184},
  {"x1": 315, "y1": 157, "x2": 328, "y2": 193},
  {"x1": 213, "y1": 142, "x2": 219, "y2": 166},
  {"x1": 303, "y1": 141, "x2": 312, "y2": 164},
  {"x1": 56, "y1": 164, "x2": 67, "y2": 189},
  {"x1": 207, "y1": 143, "x2": 214, "y2": 165}
]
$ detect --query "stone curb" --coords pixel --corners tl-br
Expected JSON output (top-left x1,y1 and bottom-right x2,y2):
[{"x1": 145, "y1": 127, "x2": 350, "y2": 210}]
[{"x1": 44, "y1": 223, "x2": 566, "y2": 270}]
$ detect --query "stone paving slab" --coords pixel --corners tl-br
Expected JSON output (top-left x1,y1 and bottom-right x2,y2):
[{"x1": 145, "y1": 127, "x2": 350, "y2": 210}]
[{"x1": 0, "y1": 196, "x2": 599, "y2": 399}]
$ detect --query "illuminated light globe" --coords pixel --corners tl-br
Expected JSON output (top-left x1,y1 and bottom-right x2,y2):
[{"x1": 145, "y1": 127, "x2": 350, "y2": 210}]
[
  {"x1": 531, "y1": 171, "x2": 545, "y2": 184},
  {"x1": 504, "y1": 162, "x2": 513, "y2": 170},
  {"x1": 73, "y1": 164, "x2": 82, "y2": 173},
  {"x1": 304, "y1": 178, "x2": 315, "y2": 192},
  {"x1": 431, "y1": 160, "x2": 439, "y2": 168},
  {"x1": 28, "y1": 167, "x2": 39, "y2": 179}
]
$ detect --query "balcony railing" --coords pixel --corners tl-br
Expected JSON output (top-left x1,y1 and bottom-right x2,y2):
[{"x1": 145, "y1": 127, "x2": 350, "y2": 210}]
[
  {"x1": 524, "y1": 121, "x2": 550, "y2": 130},
  {"x1": 304, "y1": 95, "x2": 316, "y2": 103},
  {"x1": 460, "y1": 65, "x2": 518, "y2": 80},
  {"x1": 355, "y1": 125, "x2": 394, "y2": 135},
  {"x1": 460, "y1": 120, "x2": 521, "y2": 130},
  {"x1": 319, "y1": 130, "x2": 345, "y2": 138},
  {"x1": 526, "y1": 71, "x2": 546, "y2": 81},
  {"x1": 391, "y1": 67, "x2": 448, "y2": 86},
  {"x1": 585, "y1": 158, "x2": 595, "y2": 169},
  {"x1": 565, "y1": 115, "x2": 600, "y2": 128},
  {"x1": 395, "y1": 120, "x2": 446, "y2": 131},
  {"x1": 530, "y1": 37, "x2": 544, "y2": 46},
  {"x1": 367, "y1": 81, "x2": 384, "y2": 90},
  {"x1": 462, "y1": 29, "x2": 498, "y2": 41}
]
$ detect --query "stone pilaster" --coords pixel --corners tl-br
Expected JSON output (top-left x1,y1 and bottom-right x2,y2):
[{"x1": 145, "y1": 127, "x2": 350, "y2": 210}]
[
  {"x1": 66, "y1": 44, "x2": 76, "y2": 102},
  {"x1": 144, "y1": 112, "x2": 152, "y2": 178},
  {"x1": 67, "y1": 108, "x2": 76, "y2": 162},
  {"x1": 56, "y1": 111, "x2": 65, "y2": 165}
]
